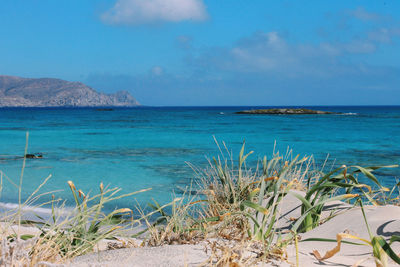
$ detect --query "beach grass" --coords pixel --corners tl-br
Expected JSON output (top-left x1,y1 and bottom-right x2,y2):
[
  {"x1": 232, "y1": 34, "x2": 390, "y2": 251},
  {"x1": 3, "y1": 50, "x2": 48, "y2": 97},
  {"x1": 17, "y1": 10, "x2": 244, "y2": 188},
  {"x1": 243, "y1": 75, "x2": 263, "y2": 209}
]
[
  {"x1": 145, "y1": 140, "x2": 399, "y2": 266},
  {"x1": 0, "y1": 134, "x2": 399, "y2": 266},
  {"x1": 0, "y1": 177, "x2": 151, "y2": 265}
]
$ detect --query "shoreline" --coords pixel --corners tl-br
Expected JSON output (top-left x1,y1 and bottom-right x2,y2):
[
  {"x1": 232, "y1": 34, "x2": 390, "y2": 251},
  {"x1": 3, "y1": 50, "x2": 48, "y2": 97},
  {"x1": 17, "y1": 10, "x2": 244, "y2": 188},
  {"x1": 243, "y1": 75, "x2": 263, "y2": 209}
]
[
  {"x1": 1, "y1": 140, "x2": 399, "y2": 266},
  {"x1": 3, "y1": 190, "x2": 399, "y2": 266}
]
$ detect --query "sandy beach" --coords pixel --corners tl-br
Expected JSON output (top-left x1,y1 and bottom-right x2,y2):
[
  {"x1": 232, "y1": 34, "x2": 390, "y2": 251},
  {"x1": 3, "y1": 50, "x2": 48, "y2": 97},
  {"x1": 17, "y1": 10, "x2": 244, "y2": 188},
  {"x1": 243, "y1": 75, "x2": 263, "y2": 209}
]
[
  {"x1": 66, "y1": 193, "x2": 400, "y2": 267},
  {"x1": 2, "y1": 1, "x2": 400, "y2": 266}
]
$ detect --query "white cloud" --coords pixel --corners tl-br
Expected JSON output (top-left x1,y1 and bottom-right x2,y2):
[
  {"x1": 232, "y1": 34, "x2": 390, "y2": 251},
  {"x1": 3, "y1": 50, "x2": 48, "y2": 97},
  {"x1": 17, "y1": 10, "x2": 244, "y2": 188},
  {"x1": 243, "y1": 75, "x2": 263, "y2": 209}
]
[
  {"x1": 177, "y1": 35, "x2": 193, "y2": 49},
  {"x1": 343, "y1": 40, "x2": 376, "y2": 54},
  {"x1": 190, "y1": 30, "x2": 392, "y2": 79},
  {"x1": 351, "y1": 7, "x2": 380, "y2": 21},
  {"x1": 101, "y1": 0, "x2": 208, "y2": 25},
  {"x1": 151, "y1": 66, "x2": 163, "y2": 75},
  {"x1": 368, "y1": 27, "x2": 400, "y2": 43},
  {"x1": 195, "y1": 32, "x2": 340, "y2": 76}
]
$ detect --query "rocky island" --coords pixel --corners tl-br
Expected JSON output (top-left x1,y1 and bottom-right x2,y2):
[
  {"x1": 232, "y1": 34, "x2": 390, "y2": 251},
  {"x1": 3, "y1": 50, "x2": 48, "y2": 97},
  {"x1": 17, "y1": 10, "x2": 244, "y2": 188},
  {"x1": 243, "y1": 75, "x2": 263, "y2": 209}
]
[
  {"x1": 236, "y1": 108, "x2": 336, "y2": 115},
  {"x1": 0, "y1": 75, "x2": 139, "y2": 107}
]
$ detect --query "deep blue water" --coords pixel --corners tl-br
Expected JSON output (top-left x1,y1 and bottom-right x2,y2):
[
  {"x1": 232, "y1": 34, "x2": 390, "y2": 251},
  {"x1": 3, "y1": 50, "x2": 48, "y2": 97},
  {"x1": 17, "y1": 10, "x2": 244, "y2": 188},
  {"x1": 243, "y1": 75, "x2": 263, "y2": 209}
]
[{"x1": 0, "y1": 106, "x2": 399, "y2": 211}]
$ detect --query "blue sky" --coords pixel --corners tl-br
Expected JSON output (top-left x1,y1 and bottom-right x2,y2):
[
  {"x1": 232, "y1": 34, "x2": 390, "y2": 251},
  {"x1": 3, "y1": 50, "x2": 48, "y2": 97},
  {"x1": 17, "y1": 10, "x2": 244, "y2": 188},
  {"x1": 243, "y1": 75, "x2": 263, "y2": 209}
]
[{"x1": 0, "y1": 0, "x2": 399, "y2": 105}]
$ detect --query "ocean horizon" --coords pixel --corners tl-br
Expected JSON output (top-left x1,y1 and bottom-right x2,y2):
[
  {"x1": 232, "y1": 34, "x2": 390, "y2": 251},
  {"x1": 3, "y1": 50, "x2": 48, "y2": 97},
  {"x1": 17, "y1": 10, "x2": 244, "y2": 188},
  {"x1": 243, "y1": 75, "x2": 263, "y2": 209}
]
[{"x1": 1, "y1": 105, "x2": 399, "y2": 213}]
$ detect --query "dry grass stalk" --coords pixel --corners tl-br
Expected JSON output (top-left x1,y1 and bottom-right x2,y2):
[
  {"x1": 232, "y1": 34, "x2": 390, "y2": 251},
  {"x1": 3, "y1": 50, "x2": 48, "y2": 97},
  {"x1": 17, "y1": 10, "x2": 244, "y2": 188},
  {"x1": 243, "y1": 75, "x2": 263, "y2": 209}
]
[
  {"x1": 311, "y1": 201, "x2": 400, "y2": 267},
  {"x1": 0, "y1": 175, "x2": 150, "y2": 265},
  {"x1": 202, "y1": 238, "x2": 288, "y2": 267},
  {"x1": 0, "y1": 236, "x2": 37, "y2": 266}
]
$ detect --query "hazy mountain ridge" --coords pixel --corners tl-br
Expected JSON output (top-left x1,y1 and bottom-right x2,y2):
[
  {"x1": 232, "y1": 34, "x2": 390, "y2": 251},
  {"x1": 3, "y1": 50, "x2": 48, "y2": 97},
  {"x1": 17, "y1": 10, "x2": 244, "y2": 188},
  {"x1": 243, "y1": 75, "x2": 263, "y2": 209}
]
[{"x1": 0, "y1": 75, "x2": 139, "y2": 107}]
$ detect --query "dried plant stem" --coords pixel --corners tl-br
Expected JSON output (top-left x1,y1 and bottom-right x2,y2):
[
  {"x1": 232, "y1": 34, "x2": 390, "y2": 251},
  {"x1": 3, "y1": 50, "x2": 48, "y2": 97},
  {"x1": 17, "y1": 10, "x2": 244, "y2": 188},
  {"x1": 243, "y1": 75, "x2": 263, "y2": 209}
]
[{"x1": 17, "y1": 132, "x2": 29, "y2": 240}]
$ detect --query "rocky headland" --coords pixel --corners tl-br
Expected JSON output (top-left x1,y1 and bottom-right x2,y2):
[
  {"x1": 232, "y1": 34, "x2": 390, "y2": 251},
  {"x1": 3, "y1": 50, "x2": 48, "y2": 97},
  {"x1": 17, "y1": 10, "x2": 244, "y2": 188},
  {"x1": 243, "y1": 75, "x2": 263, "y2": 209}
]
[{"x1": 0, "y1": 75, "x2": 139, "y2": 107}]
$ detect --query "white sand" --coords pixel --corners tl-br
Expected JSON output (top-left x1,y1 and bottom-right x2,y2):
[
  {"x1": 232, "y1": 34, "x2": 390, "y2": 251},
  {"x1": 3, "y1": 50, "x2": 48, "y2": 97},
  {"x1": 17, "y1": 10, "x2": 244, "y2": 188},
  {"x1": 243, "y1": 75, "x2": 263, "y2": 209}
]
[
  {"x1": 287, "y1": 205, "x2": 400, "y2": 266},
  {"x1": 70, "y1": 193, "x2": 400, "y2": 266}
]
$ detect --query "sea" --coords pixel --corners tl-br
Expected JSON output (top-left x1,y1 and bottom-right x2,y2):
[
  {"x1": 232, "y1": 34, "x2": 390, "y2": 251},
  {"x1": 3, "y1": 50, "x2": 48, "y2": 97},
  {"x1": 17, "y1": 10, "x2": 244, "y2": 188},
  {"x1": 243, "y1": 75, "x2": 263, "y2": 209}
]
[{"x1": 0, "y1": 106, "x2": 399, "y2": 212}]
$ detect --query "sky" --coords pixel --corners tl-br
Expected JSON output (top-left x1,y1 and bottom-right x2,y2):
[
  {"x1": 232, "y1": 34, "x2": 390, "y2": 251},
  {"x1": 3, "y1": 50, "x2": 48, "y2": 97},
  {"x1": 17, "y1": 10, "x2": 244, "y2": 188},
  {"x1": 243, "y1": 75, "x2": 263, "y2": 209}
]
[{"x1": 0, "y1": 0, "x2": 399, "y2": 106}]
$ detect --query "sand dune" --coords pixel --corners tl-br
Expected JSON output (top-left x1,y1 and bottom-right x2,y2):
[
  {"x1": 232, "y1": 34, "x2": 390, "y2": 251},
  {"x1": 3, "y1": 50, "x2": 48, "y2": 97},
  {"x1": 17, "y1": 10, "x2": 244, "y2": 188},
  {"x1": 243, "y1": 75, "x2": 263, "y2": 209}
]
[{"x1": 71, "y1": 193, "x2": 400, "y2": 267}]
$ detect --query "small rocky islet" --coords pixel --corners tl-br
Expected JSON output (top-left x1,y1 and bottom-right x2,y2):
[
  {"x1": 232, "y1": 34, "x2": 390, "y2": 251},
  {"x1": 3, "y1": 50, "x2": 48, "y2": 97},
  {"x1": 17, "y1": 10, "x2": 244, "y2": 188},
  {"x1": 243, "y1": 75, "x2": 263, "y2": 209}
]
[{"x1": 236, "y1": 108, "x2": 337, "y2": 115}]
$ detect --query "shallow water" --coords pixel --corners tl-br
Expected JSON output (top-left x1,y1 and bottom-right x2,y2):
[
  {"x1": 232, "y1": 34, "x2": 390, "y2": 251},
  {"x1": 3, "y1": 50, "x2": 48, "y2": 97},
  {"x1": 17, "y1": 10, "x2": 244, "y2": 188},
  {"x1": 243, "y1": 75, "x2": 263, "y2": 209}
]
[{"x1": 0, "y1": 106, "x2": 399, "y2": 211}]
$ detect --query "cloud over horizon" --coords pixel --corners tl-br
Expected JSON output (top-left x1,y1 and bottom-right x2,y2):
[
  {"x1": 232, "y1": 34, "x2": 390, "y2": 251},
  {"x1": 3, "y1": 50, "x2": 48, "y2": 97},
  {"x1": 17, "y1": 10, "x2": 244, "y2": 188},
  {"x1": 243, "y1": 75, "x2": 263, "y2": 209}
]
[
  {"x1": 87, "y1": 6, "x2": 400, "y2": 106},
  {"x1": 188, "y1": 28, "x2": 396, "y2": 80},
  {"x1": 351, "y1": 6, "x2": 382, "y2": 21},
  {"x1": 4, "y1": 1, "x2": 397, "y2": 106},
  {"x1": 101, "y1": 0, "x2": 208, "y2": 25}
]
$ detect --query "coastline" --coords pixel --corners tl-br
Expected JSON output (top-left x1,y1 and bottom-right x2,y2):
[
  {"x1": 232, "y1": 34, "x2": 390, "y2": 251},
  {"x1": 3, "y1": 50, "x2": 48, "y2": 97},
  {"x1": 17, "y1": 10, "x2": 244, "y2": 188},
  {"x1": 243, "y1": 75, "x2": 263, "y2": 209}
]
[
  {"x1": 1, "y1": 106, "x2": 399, "y2": 208},
  {"x1": 5, "y1": 191, "x2": 398, "y2": 266},
  {"x1": 1, "y1": 107, "x2": 399, "y2": 266},
  {"x1": 3, "y1": 0, "x2": 400, "y2": 265},
  {"x1": 1, "y1": 142, "x2": 399, "y2": 266}
]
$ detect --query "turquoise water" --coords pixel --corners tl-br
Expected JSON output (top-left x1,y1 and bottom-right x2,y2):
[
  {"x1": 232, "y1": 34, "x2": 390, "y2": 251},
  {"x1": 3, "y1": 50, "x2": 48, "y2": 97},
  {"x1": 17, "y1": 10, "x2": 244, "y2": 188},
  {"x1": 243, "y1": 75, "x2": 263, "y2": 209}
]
[{"x1": 0, "y1": 106, "x2": 399, "y2": 211}]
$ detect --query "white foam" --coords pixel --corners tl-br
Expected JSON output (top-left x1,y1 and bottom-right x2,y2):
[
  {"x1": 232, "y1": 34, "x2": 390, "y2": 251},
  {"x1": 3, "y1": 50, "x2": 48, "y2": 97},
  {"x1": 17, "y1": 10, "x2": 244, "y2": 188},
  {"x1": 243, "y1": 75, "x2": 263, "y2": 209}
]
[
  {"x1": 340, "y1": 112, "x2": 358, "y2": 115},
  {"x1": 0, "y1": 201, "x2": 73, "y2": 216}
]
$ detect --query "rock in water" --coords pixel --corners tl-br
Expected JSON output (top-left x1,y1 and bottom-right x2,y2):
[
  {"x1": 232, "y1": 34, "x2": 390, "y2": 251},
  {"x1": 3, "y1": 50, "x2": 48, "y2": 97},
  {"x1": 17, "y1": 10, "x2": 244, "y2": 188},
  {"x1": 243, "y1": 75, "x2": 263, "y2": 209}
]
[
  {"x1": 0, "y1": 75, "x2": 140, "y2": 107},
  {"x1": 236, "y1": 108, "x2": 336, "y2": 115},
  {"x1": 25, "y1": 153, "x2": 43, "y2": 159}
]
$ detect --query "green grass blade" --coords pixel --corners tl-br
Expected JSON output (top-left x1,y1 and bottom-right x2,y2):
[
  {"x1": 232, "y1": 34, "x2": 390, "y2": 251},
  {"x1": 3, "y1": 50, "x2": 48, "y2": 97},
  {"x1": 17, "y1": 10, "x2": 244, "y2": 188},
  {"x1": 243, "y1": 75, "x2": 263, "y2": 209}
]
[
  {"x1": 301, "y1": 237, "x2": 365, "y2": 246},
  {"x1": 291, "y1": 192, "x2": 312, "y2": 210},
  {"x1": 242, "y1": 200, "x2": 269, "y2": 215},
  {"x1": 351, "y1": 166, "x2": 382, "y2": 187},
  {"x1": 372, "y1": 236, "x2": 400, "y2": 264},
  {"x1": 389, "y1": 235, "x2": 400, "y2": 244}
]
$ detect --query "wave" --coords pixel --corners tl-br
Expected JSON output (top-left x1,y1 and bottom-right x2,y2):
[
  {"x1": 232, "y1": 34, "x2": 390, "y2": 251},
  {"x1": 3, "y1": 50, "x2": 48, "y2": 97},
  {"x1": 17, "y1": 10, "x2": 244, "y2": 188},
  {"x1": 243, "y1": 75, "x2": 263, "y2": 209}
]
[
  {"x1": 0, "y1": 201, "x2": 73, "y2": 216},
  {"x1": 339, "y1": 112, "x2": 358, "y2": 115}
]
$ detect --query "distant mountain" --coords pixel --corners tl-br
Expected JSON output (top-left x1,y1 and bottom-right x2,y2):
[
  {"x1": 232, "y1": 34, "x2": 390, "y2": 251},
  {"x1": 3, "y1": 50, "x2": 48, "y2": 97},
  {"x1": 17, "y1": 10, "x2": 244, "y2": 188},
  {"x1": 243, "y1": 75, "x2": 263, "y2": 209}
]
[{"x1": 0, "y1": 75, "x2": 139, "y2": 107}]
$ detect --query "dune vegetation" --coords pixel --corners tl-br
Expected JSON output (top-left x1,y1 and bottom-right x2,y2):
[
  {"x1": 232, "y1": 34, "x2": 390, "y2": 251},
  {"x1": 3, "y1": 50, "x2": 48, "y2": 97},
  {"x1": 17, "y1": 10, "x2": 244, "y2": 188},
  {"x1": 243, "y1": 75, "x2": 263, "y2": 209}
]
[{"x1": 1, "y1": 134, "x2": 399, "y2": 266}]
